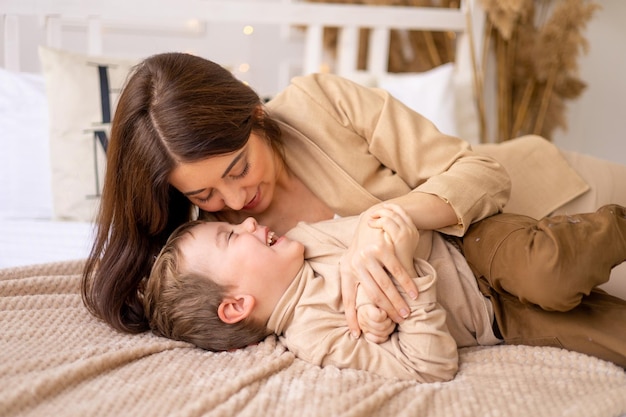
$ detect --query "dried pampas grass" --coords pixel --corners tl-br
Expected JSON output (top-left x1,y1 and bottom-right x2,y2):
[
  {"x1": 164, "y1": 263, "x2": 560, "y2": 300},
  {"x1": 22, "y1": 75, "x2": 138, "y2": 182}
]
[
  {"x1": 305, "y1": 0, "x2": 599, "y2": 143},
  {"x1": 478, "y1": 0, "x2": 599, "y2": 141}
]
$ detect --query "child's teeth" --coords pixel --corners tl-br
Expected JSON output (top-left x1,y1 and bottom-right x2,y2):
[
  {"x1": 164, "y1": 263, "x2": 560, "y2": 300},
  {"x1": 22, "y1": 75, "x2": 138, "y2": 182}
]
[{"x1": 267, "y1": 232, "x2": 276, "y2": 246}]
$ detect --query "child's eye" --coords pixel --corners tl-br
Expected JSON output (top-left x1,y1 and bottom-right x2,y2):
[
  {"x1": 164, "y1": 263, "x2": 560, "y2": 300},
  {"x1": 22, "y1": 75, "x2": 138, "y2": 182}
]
[
  {"x1": 227, "y1": 230, "x2": 234, "y2": 241},
  {"x1": 231, "y1": 162, "x2": 250, "y2": 179}
]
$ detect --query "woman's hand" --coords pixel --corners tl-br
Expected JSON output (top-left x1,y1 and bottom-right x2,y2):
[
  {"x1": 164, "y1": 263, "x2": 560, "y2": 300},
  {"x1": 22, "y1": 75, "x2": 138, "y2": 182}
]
[
  {"x1": 372, "y1": 204, "x2": 420, "y2": 275},
  {"x1": 357, "y1": 304, "x2": 395, "y2": 343},
  {"x1": 340, "y1": 203, "x2": 420, "y2": 338}
]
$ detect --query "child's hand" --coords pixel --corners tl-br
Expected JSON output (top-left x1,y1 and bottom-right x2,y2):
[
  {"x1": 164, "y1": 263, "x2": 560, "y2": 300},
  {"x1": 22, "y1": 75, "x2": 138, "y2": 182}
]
[
  {"x1": 367, "y1": 204, "x2": 419, "y2": 275},
  {"x1": 357, "y1": 304, "x2": 395, "y2": 343}
]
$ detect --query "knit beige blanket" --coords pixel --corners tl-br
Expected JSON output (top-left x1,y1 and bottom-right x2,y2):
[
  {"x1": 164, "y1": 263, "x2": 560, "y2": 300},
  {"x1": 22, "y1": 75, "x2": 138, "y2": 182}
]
[{"x1": 1, "y1": 261, "x2": 625, "y2": 417}]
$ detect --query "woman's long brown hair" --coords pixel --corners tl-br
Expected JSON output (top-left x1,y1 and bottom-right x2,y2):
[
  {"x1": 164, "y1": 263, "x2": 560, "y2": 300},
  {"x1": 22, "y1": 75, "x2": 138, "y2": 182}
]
[{"x1": 82, "y1": 52, "x2": 282, "y2": 333}]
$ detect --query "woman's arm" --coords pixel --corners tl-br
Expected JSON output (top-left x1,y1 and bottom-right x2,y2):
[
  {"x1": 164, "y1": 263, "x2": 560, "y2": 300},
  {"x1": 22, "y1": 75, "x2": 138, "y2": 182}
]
[
  {"x1": 274, "y1": 73, "x2": 511, "y2": 233},
  {"x1": 385, "y1": 192, "x2": 458, "y2": 231},
  {"x1": 270, "y1": 73, "x2": 510, "y2": 336}
]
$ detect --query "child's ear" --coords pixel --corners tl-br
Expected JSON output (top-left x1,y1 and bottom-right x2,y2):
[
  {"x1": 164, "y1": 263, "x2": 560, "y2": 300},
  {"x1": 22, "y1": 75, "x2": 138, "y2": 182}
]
[{"x1": 217, "y1": 295, "x2": 256, "y2": 324}]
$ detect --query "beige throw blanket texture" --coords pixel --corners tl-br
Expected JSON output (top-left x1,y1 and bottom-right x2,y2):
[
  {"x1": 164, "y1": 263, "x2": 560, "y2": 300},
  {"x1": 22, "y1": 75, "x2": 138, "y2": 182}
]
[{"x1": 1, "y1": 261, "x2": 625, "y2": 417}]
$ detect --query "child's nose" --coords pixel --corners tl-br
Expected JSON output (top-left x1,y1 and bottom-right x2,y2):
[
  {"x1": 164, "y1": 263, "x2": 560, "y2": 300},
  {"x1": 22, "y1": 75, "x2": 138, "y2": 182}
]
[{"x1": 242, "y1": 217, "x2": 257, "y2": 232}]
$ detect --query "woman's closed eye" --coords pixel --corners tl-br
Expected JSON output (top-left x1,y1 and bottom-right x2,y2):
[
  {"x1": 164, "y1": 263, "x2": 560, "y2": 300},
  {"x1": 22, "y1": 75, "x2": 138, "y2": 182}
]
[
  {"x1": 230, "y1": 162, "x2": 250, "y2": 179},
  {"x1": 194, "y1": 162, "x2": 250, "y2": 203},
  {"x1": 197, "y1": 192, "x2": 213, "y2": 203}
]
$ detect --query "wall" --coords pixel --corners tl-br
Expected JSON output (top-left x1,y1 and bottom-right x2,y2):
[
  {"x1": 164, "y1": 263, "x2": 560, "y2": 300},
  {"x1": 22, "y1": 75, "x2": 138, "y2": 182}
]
[{"x1": 552, "y1": 0, "x2": 626, "y2": 165}]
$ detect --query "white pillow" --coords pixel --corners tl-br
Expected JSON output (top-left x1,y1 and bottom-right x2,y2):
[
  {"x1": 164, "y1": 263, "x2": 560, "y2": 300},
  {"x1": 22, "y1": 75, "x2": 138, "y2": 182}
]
[
  {"x1": 341, "y1": 70, "x2": 379, "y2": 88},
  {"x1": 38, "y1": 46, "x2": 136, "y2": 222},
  {"x1": 0, "y1": 68, "x2": 54, "y2": 219},
  {"x1": 378, "y1": 63, "x2": 458, "y2": 137}
]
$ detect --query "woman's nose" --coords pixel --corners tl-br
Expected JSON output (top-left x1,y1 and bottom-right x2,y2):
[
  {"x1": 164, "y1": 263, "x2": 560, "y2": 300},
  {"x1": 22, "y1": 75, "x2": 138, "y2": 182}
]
[{"x1": 220, "y1": 187, "x2": 247, "y2": 210}]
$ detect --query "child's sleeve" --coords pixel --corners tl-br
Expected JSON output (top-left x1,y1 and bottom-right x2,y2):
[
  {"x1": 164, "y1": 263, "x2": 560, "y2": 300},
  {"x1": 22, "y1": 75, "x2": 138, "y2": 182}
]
[{"x1": 337, "y1": 259, "x2": 459, "y2": 382}]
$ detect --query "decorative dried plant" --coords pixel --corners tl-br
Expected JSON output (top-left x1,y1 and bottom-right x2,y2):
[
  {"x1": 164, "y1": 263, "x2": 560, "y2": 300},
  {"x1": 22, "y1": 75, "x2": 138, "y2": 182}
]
[
  {"x1": 477, "y1": 0, "x2": 599, "y2": 141},
  {"x1": 304, "y1": 0, "x2": 599, "y2": 143}
]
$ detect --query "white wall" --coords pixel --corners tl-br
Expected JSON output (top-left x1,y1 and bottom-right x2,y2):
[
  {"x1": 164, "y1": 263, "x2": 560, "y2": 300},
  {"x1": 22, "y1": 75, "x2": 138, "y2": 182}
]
[{"x1": 552, "y1": 0, "x2": 626, "y2": 166}]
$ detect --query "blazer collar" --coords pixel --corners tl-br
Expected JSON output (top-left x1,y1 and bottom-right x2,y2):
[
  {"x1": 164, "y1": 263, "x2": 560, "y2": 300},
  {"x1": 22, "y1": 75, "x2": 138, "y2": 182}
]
[{"x1": 278, "y1": 121, "x2": 381, "y2": 216}]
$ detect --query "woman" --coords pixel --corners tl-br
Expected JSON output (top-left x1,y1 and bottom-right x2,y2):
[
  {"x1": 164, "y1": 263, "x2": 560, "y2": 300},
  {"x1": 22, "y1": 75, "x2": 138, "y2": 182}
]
[{"x1": 83, "y1": 52, "x2": 511, "y2": 334}]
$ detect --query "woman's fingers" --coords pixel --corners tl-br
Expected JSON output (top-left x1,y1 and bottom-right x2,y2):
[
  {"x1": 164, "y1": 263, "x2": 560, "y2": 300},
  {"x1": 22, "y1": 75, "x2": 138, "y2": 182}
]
[
  {"x1": 367, "y1": 204, "x2": 420, "y2": 300},
  {"x1": 341, "y1": 203, "x2": 421, "y2": 332},
  {"x1": 369, "y1": 205, "x2": 415, "y2": 240},
  {"x1": 355, "y1": 254, "x2": 409, "y2": 323},
  {"x1": 388, "y1": 263, "x2": 419, "y2": 301}
]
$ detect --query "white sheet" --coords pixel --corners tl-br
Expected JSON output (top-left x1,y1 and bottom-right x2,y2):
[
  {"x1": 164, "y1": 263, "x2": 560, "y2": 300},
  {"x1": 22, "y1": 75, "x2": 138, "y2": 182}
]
[
  {"x1": 0, "y1": 69, "x2": 93, "y2": 268},
  {"x1": 0, "y1": 219, "x2": 94, "y2": 268},
  {"x1": 0, "y1": 68, "x2": 53, "y2": 220}
]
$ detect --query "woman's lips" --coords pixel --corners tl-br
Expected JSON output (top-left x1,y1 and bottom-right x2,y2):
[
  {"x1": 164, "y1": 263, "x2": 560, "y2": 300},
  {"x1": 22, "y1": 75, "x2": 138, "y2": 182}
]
[{"x1": 242, "y1": 188, "x2": 261, "y2": 211}]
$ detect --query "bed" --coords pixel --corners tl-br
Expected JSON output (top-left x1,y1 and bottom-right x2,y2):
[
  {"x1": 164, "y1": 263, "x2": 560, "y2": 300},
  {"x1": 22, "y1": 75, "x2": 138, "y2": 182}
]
[{"x1": 1, "y1": 1, "x2": 626, "y2": 416}]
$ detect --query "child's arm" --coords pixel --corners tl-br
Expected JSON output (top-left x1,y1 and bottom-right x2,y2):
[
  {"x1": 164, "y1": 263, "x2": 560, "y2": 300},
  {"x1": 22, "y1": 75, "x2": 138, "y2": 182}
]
[
  {"x1": 350, "y1": 205, "x2": 458, "y2": 381},
  {"x1": 347, "y1": 262, "x2": 458, "y2": 382},
  {"x1": 355, "y1": 204, "x2": 418, "y2": 343},
  {"x1": 287, "y1": 205, "x2": 458, "y2": 381}
]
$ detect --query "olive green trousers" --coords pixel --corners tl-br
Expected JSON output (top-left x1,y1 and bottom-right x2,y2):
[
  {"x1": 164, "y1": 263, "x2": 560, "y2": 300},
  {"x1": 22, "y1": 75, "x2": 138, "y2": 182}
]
[{"x1": 461, "y1": 204, "x2": 626, "y2": 367}]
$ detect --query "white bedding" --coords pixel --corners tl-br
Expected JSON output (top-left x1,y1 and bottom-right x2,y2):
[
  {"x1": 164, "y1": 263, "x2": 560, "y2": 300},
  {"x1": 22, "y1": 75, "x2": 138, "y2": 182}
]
[
  {"x1": 0, "y1": 67, "x2": 94, "y2": 268},
  {"x1": 0, "y1": 219, "x2": 94, "y2": 268}
]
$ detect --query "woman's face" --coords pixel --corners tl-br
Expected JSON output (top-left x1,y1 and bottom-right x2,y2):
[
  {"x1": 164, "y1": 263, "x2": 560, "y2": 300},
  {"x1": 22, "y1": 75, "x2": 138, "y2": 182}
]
[{"x1": 169, "y1": 132, "x2": 279, "y2": 215}]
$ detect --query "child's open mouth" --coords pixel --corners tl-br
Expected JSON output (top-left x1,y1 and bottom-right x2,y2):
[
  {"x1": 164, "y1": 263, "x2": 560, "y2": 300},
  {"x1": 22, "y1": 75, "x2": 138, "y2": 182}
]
[{"x1": 267, "y1": 231, "x2": 277, "y2": 246}]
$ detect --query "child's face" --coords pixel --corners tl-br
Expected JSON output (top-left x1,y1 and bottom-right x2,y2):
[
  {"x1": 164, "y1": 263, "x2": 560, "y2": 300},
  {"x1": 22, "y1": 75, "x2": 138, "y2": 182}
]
[{"x1": 179, "y1": 218, "x2": 305, "y2": 310}]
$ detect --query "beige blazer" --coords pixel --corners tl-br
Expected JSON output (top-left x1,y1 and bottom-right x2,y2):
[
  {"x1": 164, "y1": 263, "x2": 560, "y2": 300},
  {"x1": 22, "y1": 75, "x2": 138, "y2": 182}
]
[{"x1": 267, "y1": 74, "x2": 588, "y2": 230}]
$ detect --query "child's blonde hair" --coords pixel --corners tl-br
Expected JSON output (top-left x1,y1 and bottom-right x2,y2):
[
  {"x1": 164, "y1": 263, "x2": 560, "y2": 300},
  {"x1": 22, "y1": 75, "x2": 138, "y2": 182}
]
[{"x1": 142, "y1": 220, "x2": 270, "y2": 351}]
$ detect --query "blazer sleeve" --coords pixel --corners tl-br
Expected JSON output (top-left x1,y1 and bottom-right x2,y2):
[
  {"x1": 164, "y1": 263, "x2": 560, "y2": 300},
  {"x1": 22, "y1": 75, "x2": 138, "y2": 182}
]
[{"x1": 270, "y1": 73, "x2": 511, "y2": 235}]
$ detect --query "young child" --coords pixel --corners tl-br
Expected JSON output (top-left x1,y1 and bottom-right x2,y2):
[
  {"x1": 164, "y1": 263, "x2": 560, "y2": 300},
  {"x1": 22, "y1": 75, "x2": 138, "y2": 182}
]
[
  {"x1": 144, "y1": 204, "x2": 460, "y2": 382},
  {"x1": 143, "y1": 204, "x2": 626, "y2": 381}
]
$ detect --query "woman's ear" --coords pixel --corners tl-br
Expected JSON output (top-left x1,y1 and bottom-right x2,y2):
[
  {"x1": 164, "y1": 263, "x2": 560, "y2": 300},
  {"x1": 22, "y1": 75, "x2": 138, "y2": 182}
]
[{"x1": 217, "y1": 295, "x2": 256, "y2": 324}]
